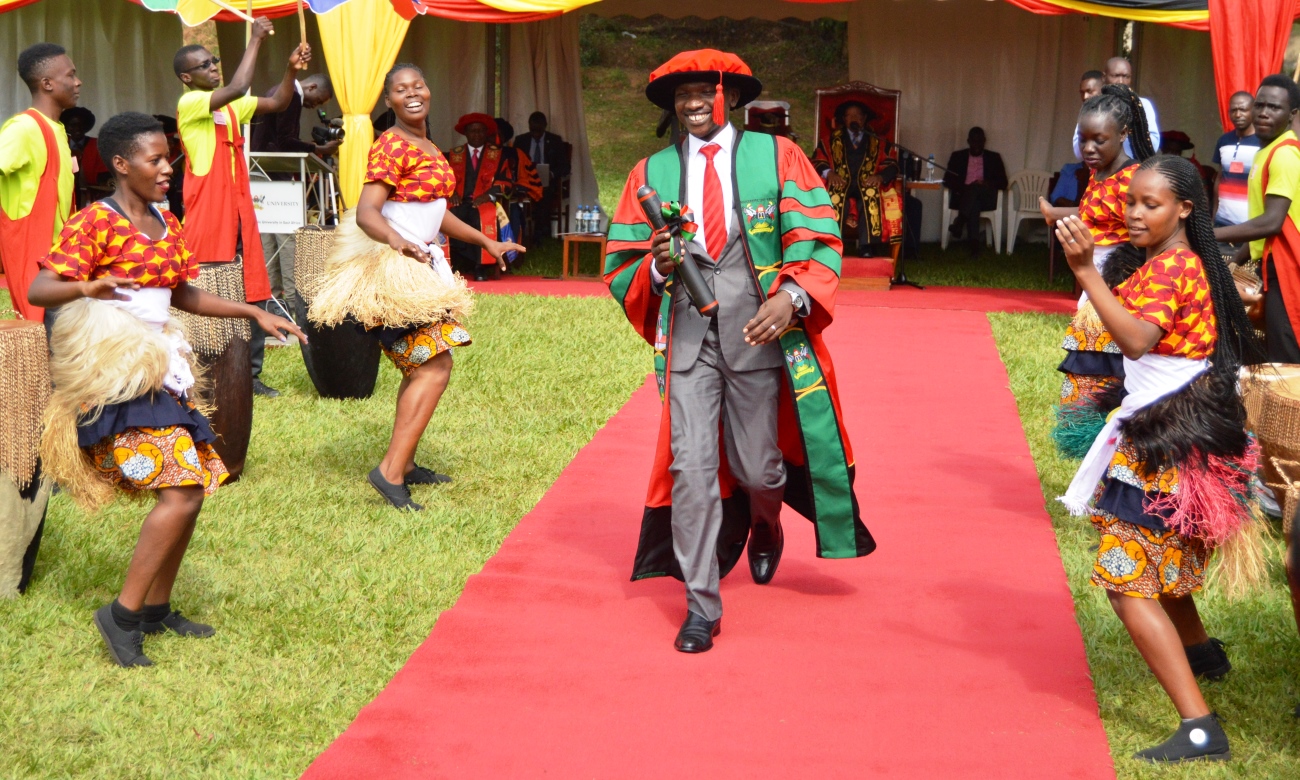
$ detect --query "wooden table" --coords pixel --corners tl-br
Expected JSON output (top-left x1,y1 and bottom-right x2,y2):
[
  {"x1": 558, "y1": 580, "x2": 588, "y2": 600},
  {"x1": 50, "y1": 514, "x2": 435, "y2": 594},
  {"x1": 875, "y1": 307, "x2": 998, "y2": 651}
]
[{"x1": 561, "y1": 233, "x2": 607, "y2": 279}]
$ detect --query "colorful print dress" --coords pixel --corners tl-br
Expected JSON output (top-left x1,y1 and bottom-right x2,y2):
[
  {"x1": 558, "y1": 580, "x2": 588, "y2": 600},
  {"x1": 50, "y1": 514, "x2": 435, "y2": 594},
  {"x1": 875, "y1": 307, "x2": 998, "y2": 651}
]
[
  {"x1": 364, "y1": 131, "x2": 471, "y2": 376},
  {"x1": 1089, "y1": 247, "x2": 1218, "y2": 598},
  {"x1": 1054, "y1": 163, "x2": 1139, "y2": 458},
  {"x1": 42, "y1": 201, "x2": 228, "y2": 495}
]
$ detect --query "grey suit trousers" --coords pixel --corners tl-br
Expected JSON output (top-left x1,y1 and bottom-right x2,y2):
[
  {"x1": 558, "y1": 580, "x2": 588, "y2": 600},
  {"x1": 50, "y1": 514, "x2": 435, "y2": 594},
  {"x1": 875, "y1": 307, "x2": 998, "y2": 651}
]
[{"x1": 669, "y1": 320, "x2": 786, "y2": 621}]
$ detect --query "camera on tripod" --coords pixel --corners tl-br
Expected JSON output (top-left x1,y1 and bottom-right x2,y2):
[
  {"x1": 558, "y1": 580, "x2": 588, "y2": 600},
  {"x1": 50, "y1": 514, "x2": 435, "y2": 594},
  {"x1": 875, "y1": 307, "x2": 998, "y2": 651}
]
[{"x1": 312, "y1": 109, "x2": 345, "y2": 148}]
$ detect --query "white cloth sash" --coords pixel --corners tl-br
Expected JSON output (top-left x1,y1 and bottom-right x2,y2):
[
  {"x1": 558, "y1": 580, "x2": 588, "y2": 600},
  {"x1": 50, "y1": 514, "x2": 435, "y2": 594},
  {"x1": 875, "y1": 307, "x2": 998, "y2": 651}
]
[
  {"x1": 1059, "y1": 352, "x2": 1208, "y2": 515},
  {"x1": 381, "y1": 199, "x2": 454, "y2": 286},
  {"x1": 105, "y1": 287, "x2": 196, "y2": 396}
]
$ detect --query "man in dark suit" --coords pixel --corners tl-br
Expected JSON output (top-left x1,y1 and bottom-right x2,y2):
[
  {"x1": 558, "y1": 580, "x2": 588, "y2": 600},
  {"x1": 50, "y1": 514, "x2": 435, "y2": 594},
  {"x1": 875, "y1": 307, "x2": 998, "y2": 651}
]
[
  {"x1": 943, "y1": 126, "x2": 1007, "y2": 257},
  {"x1": 513, "y1": 111, "x2": 568, "y2": 241}
]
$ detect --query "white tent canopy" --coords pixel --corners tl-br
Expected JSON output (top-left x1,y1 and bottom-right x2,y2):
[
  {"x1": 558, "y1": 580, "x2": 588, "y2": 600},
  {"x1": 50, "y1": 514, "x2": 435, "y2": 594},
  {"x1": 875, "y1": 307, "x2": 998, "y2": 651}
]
[{"x1": 3, "y1": 0, "x2": 1221, "y2": 242}]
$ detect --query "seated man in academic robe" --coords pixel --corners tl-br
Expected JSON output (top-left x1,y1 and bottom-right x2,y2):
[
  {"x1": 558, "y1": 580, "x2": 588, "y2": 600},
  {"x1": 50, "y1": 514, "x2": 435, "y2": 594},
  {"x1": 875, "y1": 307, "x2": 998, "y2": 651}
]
[
  {"x1": 811, "y1": 100, "x2": 902, "y2": 256},
  {"x1": 447, "y1": 113, "x2": 537, "y2": 280}
]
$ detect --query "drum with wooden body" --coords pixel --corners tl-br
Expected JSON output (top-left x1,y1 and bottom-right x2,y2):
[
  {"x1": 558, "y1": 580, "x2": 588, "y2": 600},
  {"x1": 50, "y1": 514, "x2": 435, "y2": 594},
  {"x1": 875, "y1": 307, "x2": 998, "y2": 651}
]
[
  {"x1": 173, "y1": 260, "x2": 253, "y2": 481},
  {"x1": 1245, "y1": 363, "x2": 1300, "y2": 531},
  {"x1": 294, "y1": 226, "x2": 381, "y2": 399},
  {"x1": 0, "y1": 320, "x2": 52, "y2": 596}
]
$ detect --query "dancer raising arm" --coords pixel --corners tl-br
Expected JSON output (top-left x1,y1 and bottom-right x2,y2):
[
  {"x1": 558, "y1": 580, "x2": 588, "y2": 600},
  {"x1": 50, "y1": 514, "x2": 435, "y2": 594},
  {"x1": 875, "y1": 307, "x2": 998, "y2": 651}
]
[
  {"x1": 1037, "y1": 84, "x2": 1156, "y2": 459},
  {"x1": 27, "y1": 113, "x2": 304, "y2": 668},
  {"x1": 1056, "y1": 155, "x2": 1264, "y2": 763},
  {"x1": 309, "y1": 64, "x2": 522, "y2": 510}
]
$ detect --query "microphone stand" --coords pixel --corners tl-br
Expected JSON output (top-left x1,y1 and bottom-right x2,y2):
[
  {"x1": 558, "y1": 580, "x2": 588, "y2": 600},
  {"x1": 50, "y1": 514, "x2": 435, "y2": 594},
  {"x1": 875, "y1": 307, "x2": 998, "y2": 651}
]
[{"x1": 861, "y1": 128, "x2": 953, "y2": 290}]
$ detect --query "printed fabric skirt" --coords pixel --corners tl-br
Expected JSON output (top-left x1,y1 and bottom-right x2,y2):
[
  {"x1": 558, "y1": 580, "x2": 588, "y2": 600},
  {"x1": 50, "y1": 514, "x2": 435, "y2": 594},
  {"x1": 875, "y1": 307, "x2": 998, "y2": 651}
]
[
  {"x1": 1089, "y1": 439, "x2": 1208, "y2": 599},
  {"x1": 1054, "y1": 300, "x2": 1126, "y2": 459},
  {"x1": 80, "y1": 390, "x2": 228, "y2": 495},
  {"x1": 367, "y1": 321, "x2": 472, "y2": 378}
]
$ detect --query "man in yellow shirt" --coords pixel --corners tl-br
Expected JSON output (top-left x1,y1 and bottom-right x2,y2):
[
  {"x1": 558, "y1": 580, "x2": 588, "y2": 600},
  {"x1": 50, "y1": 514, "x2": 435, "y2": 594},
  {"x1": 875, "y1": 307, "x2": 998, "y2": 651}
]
[
  {"x1": 174, "y1": 16, "x2": 309, "y2": 396},
  {"x1": 0, "y1": 43, "x2": 80, "y2": 322},
  {"x1": 1215, "y1": 74, "x2": 1300, "y2": 363}
]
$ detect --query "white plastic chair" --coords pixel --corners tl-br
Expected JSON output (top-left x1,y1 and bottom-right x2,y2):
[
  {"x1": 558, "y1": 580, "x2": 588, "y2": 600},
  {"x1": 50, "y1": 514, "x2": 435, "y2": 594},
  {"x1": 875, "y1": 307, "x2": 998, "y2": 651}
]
[
  {"x1": 940, "y1": 186, "x2": 1004, "y2": 254},
  {"x1": 1005, "y1": 169, "x2": 1054, "y2": 254}
]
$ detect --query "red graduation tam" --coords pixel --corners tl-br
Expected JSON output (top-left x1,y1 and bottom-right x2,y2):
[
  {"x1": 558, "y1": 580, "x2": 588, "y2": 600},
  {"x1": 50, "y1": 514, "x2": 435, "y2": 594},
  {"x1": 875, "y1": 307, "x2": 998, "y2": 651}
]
[
  {"x1": 455, "y1": 113, "x2": 499, "y2": 137},
  {"x1": 646, "y1": 49, "x2": 763, "y2": 126}
]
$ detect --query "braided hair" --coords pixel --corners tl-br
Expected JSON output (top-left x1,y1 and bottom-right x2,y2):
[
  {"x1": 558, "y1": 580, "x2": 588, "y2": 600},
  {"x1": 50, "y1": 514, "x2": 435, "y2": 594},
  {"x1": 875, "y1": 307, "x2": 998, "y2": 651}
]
[
  {"x1": 1137, "y1": 155, "x2": 1265, "y2": 377},
  {"x1": 1080, "y1": 83, "x2": 1157, "y2": 163}
]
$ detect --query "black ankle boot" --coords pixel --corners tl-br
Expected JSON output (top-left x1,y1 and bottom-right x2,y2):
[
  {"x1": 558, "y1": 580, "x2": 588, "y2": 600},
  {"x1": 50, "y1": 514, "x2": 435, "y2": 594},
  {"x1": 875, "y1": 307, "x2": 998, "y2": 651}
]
[
  {"x1": 1133, "y1": 713, "x2": 1230, "y2": 763},
  {"x1": 1185, "y1": 637, "x2": 1231, "y2": 680}
]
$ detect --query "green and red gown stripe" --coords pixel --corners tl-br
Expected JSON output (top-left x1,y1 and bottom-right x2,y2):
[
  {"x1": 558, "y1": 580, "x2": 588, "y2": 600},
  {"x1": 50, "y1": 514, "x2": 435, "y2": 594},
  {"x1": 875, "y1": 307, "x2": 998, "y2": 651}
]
[{"x1": 604, "y1": 127, "x2": 876, "y2": 582}]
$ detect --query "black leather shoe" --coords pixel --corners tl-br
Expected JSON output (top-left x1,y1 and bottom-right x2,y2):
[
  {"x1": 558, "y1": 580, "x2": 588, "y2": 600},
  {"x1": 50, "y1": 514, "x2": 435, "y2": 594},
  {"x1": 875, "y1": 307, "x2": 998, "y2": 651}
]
[
  {"x1": 1133, "y1": 713, "x2": 1230, "y2": 763},
  {"x1": 404, "y1": 464, "x2": 452, "y2": 485},
  {"x1": 368, "y1": 467, "x2": 424, "y2": 511},
  {"x1": 252, "y1": 378, "x2": 281, "y2": 398},
  {"x1": 93, "y1": 604, "x2": 153, "y2": 668},
  {"x1": 1185, "y1": 637, "x2": 1231, "y2": 681},
  {"x1": 747, "y1": 518, "x2": 784, "y2": 585},
  {"x1": 674, "y1": 612, "x2": 721, "y2": 653},
  {"x1": 141, "y1": 610, "x2": 215, "y2": 638}
]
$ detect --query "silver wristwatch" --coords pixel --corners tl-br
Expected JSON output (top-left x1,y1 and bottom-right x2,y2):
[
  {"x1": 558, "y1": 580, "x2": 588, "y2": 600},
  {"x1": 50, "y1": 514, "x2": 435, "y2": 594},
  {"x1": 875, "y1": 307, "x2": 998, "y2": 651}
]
[{"x1": 784, "y1": 288, "x2": 803, "y2": 312}]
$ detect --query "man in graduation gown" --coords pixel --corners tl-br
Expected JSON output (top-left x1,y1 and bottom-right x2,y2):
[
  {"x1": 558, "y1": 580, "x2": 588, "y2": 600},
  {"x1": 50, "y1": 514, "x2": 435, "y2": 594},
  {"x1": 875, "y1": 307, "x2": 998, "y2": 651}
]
[
  {"x1": 448, "y1": 113, "x2": 537, "y2": 280},
  {"x1": 604, "y1": 49, "x2": 875, "y2": 653},
  {"x1": 173, "y1": 17, "x2": 310, "y2": 396},
  {"x1": 811, "y1": 100, "x2": 902, "y2": 256},
  {"x1": 0, "y1": 43, "x2": 80, "y2": 323}
]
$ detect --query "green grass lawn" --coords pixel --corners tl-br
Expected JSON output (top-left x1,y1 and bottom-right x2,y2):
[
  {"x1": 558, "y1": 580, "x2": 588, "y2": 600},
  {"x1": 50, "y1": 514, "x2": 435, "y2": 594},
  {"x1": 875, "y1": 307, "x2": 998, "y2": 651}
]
[
  {"x1": 0, "y1": 292, "x2": 650, "y2": 778},
  {"x1": 990, "y1": 311, "x2": 1300, "y2": 779}
]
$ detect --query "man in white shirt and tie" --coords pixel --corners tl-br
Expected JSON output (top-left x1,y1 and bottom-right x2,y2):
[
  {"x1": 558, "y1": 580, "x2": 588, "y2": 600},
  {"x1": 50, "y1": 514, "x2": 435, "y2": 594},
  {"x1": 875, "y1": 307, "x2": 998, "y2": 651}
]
[{"x1": 603, "y1": 49, "x2": 875, "y2": 654}]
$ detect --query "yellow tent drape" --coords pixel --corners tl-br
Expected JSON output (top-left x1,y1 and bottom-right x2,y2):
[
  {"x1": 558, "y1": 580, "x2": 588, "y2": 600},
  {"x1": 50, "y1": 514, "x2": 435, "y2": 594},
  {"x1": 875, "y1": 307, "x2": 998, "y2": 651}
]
[{"x1": 317, "y1": 0, "x2": 410, "y2": 208}]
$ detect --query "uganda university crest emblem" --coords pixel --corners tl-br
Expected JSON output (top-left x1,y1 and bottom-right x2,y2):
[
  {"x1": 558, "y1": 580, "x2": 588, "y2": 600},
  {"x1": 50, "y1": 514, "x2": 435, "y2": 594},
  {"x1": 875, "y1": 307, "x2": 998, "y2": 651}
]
[
  {"x1": 784, "y1": 343, "x2": 814, "y2": 380},
  {"x1": 743, "y1": 200, "x2": 776, "y2": 235}
]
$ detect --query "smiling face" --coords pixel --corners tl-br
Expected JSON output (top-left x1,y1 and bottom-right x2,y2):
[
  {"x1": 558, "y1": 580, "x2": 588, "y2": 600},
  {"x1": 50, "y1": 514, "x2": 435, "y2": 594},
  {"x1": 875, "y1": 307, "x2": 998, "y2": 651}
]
[
  {"x1": 1125, "y1": 168, "x2": 1191, "y2": 249},
  {"x1": 179, "y1": 48, "x2": 222, "y2": 91},
  {"x1": 384, "y1": 68, "x2": 430, "y2": 128},
  {"x1": 1077, "y1": 112, "x2": 1127, "y2": 171},
  {"x1": 1253, "y1": 85, "x2": 1296, "y2": 145},
  {"x1": 673, "y1": 81, "x2": 739, "y2": 140},
  {"x1": 111, "y1": 131, "x2": 173, "y2": 205}
]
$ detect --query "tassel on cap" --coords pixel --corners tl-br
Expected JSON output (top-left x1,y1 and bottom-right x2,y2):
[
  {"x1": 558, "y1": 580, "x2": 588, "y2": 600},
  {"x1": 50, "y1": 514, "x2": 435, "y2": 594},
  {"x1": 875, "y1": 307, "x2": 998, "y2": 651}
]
[{"x1": 712, "y1": 71, "x2": 727, "y2": 127}]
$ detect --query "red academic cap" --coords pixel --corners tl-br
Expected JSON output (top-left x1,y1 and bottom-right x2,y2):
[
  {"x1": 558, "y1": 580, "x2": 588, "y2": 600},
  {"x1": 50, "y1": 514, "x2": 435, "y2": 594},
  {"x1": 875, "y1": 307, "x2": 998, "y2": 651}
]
[
  {"x1": 455, "y1": 113, "x2": 499, "y2": 137},
  {"x1": 646, "y1": 49, "x2": 763, "y2": 126}
]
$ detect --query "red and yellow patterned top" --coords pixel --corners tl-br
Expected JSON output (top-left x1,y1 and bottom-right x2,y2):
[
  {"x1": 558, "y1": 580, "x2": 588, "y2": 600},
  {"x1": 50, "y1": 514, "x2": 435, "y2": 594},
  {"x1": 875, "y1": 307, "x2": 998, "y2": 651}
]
[
  {"x1": 41, "y1": 201, "x2": 197, "y2": 288},
  {"x1": 365, "y1": 130, "x2": 456, "y2": 203},
  {"x1": 1113, "y1": 246, "x2": 1216, "y2": 359},
  {"x1": 1080, "y1": 163, "x2": 1137, "y2": 247}
]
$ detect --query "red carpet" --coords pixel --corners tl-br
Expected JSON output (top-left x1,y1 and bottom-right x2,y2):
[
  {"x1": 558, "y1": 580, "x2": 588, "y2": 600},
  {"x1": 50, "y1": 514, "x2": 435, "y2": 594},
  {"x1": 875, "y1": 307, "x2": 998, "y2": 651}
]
[{"x1": 303, "y1": 306, "x2": 1113, "y2": 779}]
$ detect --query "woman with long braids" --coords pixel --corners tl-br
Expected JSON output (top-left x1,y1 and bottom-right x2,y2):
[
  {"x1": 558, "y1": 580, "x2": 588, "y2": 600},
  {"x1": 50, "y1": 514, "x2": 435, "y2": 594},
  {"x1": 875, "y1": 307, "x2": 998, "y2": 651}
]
[
  {"x1": 1040, "y1": 84, "x2": 1157, "y2": 458},
  {"x1": 1056, "y1": 155, "x2": 1265, "y2": 763},
  {"x1": 310, "y1": 64, "x2": 522, "y2": 510}
]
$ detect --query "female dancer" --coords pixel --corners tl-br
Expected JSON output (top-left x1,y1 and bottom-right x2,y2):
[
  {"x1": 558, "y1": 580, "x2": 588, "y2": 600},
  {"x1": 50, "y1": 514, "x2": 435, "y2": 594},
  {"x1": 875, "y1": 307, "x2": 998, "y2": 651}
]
[
  {"x1": 1040, "y1": 85, "x2": 1156, "y2": 458},
  {"x1": 1056, "y1": 155, "x2": 1263, "y2": 763},
  {"x1": 28, "y1": 113, "x2": 303, "y2": 667},
  {"x1": 310, "y1": 64, "x2": 522, "y2": 510}
]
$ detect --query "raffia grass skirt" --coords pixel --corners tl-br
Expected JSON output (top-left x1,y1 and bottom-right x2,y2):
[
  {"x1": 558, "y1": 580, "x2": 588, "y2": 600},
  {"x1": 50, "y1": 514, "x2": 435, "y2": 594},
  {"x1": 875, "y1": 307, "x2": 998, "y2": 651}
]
[{"x1": 307, "y1": 212, "x2": 473, "y2": 330}]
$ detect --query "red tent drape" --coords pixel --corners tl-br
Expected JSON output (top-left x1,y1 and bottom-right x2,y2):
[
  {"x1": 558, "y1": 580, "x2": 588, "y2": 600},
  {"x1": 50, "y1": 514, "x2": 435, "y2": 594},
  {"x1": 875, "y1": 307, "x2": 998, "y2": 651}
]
[
  {"x1": 115, "y1": 0, "x2": 558, "y2": 23},
  {"x1": 1209, "y1": 0, "x2": 1299, "y2": 131}
]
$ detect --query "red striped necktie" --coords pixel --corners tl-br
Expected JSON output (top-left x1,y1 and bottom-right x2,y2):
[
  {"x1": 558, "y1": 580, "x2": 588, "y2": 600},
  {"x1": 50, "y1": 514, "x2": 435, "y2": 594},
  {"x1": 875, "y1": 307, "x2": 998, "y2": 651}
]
[{"x1": 700, "y1": 143, "x2": 726, "y2": 260}]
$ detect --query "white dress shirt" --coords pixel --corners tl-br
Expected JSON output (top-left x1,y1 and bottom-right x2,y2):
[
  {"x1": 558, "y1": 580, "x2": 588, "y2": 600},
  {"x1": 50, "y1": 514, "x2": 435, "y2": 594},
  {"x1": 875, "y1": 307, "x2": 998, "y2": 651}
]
[{"x1": 685, "y1": 122, "x2": 736, "y2": 251}]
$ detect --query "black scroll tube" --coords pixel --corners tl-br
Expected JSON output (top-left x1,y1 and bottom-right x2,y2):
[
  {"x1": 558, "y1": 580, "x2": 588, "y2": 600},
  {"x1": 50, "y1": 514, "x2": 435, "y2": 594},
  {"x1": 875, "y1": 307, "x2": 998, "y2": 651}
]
[{"x1": 636, "y1": 184, "x2": 718, "y2": 317}]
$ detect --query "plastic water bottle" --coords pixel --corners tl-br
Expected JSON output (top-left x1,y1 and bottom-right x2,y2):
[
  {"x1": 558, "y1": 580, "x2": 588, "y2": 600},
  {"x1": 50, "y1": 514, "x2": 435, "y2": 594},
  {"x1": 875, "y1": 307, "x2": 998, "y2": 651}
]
[
  {"x1": 926, "y1": 154, "x2": 935, "y2": 181},
  {"x1": 577, "y1": 204, "x2": 588, "y2": 233}
]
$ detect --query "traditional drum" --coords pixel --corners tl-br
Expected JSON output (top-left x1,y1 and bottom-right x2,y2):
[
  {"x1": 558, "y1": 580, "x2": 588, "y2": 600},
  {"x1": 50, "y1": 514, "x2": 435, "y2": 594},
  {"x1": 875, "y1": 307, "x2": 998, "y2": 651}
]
[
  {"x1": 294, "y1": 225, "x2": 381, "y2": 399},
  {"x1": 172, "y1": 259, "x2": 253, "y2": 481},
  {"x1": 0, "y1": 320, "x2": 53, "y2": 596}
]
